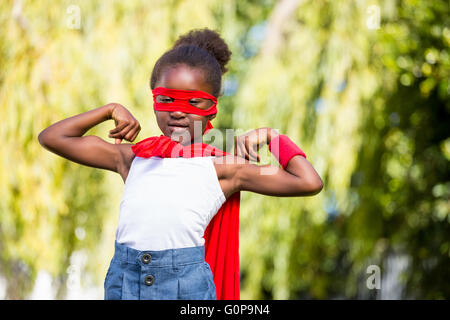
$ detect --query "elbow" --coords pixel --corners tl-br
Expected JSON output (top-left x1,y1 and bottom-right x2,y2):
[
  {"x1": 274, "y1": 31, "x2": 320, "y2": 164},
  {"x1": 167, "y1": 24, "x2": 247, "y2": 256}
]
[
  {"x1": 38, "y1": 129, "x2": 56, "y2": 149},
  {"x1": 312, "y1": 179, "x2": 324, "y2": 195},
  {"x1": 300, "y1": 178, "x2": 324, "y2": 196},
  {"x1": 38, "y1": 130, "x2": 49, "y2": 147}
]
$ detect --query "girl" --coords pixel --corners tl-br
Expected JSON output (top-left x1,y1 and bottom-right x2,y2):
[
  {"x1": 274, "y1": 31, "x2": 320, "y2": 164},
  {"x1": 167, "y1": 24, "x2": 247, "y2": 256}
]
[{"x1": 38, "y1": 28, "x2": 323, "y2": 300}]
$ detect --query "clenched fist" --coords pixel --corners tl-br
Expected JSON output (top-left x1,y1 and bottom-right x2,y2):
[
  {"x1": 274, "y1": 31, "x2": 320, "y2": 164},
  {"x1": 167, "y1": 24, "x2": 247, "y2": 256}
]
[
  {"x1": 234, "y1": 127, "x2": 279, "y2": 162},
  {"x1": 108, "y1": 103, "x2": 141, "y2": 144}
]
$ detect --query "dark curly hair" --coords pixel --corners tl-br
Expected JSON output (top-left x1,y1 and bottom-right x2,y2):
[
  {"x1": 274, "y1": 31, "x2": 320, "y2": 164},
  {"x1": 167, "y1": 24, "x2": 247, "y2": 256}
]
[{"x1": 150, "y1": 28, "x2": 232, "y2": 97}]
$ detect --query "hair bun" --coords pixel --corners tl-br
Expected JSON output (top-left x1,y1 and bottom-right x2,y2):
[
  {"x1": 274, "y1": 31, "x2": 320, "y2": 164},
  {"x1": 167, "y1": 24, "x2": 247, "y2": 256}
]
[{"x1": 173, "y1": 28, "x2": 231, "y2": 74}]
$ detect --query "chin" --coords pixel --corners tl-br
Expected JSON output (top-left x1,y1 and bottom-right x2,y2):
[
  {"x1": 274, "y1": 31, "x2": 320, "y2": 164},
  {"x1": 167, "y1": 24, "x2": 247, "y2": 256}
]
[{"x1": 167, "y1": 131, "x2": 189, "y2": 144}]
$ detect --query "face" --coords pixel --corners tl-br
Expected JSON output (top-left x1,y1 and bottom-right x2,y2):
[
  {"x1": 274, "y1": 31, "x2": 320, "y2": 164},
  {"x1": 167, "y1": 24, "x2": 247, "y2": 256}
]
[{"x1": 153, "y1": 64, "x2": 216, "y2": 146}]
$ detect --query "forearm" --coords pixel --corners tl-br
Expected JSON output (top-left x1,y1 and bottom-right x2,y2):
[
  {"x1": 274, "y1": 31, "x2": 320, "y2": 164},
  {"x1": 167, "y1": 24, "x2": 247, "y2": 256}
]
[
  {"x1": 39, "y1": 104, "x2": 114, "y2": 142},
  {"x1": 267, "y1": 131, "x2": 323, "y2": 194}
]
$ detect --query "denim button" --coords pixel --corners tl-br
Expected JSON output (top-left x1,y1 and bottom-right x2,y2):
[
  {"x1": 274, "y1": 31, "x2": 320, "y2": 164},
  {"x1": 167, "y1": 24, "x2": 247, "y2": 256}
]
[
  {"x1": 142, "y1": 253, "x2": 152, "y2": 264},
  {"x1": 144, "y1": 275, "x2": 154, "y2": 286}
]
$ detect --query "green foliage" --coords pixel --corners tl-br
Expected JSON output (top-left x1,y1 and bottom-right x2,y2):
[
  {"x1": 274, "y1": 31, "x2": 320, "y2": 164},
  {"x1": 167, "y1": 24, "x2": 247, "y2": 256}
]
[{"x1": 0, "y1": 0, "x2": 448, "y2": 299}]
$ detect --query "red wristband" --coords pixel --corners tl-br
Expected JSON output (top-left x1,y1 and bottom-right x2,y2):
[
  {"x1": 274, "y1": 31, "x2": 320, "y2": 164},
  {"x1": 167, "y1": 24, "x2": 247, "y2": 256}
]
[{"x1": 268, "y1": 134, "x2": 307, "y2": 169}]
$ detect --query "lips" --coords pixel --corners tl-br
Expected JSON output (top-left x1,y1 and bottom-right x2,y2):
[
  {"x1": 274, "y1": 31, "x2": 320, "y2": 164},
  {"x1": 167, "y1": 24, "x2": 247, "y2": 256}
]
[{"x1": 168, "y1": 122, "x2": 189, "y2": 128}]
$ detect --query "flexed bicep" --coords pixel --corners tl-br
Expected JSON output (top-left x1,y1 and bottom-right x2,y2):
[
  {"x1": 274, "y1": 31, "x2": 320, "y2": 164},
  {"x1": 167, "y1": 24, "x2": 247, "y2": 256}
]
[
  {"x1": 40, "y1": 135, "x2": 123, "y2": 173},
  {"x1": 236, "y1": 157, "x2": 323, "y2": 197},
  {"x1": 38, "y1": 103, "x2": 140, "y2": 176}
]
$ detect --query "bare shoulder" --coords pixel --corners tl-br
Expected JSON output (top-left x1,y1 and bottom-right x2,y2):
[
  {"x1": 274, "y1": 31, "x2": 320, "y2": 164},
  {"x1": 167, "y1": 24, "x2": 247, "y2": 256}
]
[{"x1": 116, "y1": 143, "x2": 136, "y2": 182}]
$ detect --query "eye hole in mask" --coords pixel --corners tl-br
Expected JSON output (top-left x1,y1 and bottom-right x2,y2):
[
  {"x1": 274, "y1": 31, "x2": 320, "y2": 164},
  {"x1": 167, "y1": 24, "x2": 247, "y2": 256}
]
[{"x1": 155, "y1": 95, "x2": 214, "y2": 110}]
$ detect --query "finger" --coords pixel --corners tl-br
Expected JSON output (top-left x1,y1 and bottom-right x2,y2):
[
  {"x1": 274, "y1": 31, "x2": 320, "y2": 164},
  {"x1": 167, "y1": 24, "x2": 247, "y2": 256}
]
[
  {"x1": 254, "y1": 143, "x2": 261, "y2": 162},
  {"x1": 243, "y1": 136, "x2": 251, "y2": 160},
  {"x1": 236, "y1": 141, "x2": 244, "y2": 159},
  {"x1": 132, "y1": 126, "x2": 141, "y2": 141},
  {"x1": 244, "y1": 136, "x2": 250, "y2": 154},
  {"x1": 110, "y1": 124, "x2": 124, "y2": 134},
  {"x1": 240, "y1": 141, "x2": 250, "y2": 160},
  {"x1": 129, "y1": 123, "x2": 141, "y2": 141},
  {"x1": 110, "y1": 121, "x2": 129, "y2": 134},
  {"x1": 110, "y1": 122, "x2": 132, "y2": 138},
  {"x1": 131, "y1": 130, "x2": 139, "y2": 142},
  {"x1": 244, "y1": 147, "x2": 251, "y2": 161},
  {"x1": 238, "y1": 141, "x2": 248, "y2": 159},
  {"x1": 245, "y1": 136, "x2": 258, "y2": 161},
  {"x1": 249, "y1": 144, "x2": 259, "y2": 162},
  {"x1": 109, "y1": 126, "x2": 127, "y2": 137},
  {"x1": 115, "y1": 138, "x2": 122, "y2": 144},
  {"x1": 124, "y1": 125, "x2": 138, "y2": 141}
]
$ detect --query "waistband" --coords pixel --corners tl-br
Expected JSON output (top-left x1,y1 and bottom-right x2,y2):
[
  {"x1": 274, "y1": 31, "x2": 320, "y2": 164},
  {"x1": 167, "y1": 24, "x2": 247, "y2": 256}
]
[{"x1": 112, "y1": 241, "x2": 205, "y2": 267}]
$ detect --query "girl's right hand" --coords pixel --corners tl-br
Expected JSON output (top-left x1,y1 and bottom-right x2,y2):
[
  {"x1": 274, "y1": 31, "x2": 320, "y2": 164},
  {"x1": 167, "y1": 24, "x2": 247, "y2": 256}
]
[
  {"x1": 234, "y1": 127, "x2": 279, "y2": 162},
  {"x1": 108, "y1": 103, "x2": 141, "y2": 144}
]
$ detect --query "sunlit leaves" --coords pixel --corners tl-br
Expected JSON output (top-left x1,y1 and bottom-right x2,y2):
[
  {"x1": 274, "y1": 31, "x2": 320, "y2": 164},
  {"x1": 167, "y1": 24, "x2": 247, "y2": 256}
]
[{"x1": 1, "y1": 0, "x2": 448, "y2": 299}]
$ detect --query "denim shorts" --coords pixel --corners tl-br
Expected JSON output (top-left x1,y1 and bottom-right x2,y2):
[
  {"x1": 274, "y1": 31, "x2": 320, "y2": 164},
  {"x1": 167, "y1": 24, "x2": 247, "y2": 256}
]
[{"x1": 104, "y1": 241, "x2": 217, "y2": 300}]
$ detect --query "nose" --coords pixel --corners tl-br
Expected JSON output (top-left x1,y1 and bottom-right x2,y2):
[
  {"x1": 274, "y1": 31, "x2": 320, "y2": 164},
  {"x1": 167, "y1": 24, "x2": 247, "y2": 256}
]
[{"x1": 169, "y1": 110, "x2": 186, "y2": 118}]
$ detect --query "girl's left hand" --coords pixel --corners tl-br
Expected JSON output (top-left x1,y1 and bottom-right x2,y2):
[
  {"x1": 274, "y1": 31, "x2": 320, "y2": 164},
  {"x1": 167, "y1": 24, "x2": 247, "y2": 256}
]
[{"x1": 234, "y1": 127, "x2": 279, "y2": 162}]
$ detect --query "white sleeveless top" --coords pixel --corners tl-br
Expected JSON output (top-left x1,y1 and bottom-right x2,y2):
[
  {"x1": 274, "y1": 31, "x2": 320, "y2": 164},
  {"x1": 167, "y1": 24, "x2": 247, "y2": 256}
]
[{"x1": 115, "y1": 156, "x2": 226, "y2": 251}]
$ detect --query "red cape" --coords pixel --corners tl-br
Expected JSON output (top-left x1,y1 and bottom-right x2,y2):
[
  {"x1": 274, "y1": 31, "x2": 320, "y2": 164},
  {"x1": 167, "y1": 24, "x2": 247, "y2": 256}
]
[{"x1": 131, "y1": 135, "x2": 240, "y2": 300}]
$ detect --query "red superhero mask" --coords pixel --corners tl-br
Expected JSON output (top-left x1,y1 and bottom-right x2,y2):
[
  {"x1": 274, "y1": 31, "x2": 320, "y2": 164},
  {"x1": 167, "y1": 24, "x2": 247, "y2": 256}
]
[{"x1": 152, "y1": 87, "x2": 217, "y2": 134}]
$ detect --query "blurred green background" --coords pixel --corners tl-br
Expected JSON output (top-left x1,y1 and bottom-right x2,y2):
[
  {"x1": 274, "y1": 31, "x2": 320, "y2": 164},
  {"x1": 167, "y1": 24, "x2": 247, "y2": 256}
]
[{"x1": 0, "y1": 0, "x2": 449, "y2": 299}]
